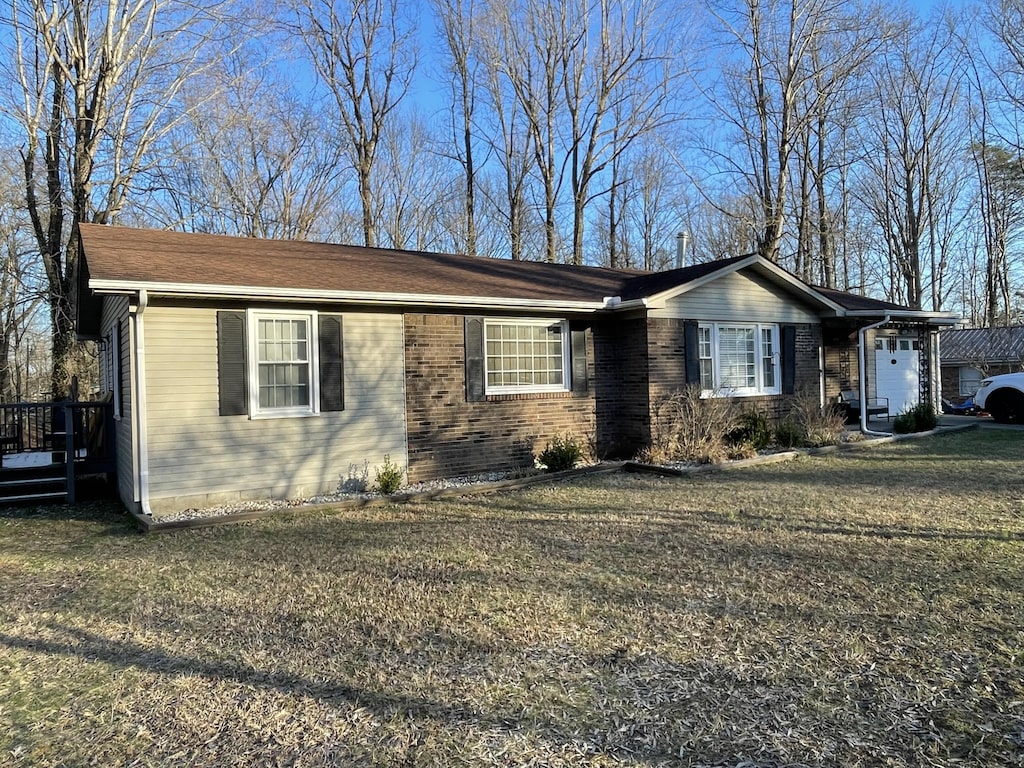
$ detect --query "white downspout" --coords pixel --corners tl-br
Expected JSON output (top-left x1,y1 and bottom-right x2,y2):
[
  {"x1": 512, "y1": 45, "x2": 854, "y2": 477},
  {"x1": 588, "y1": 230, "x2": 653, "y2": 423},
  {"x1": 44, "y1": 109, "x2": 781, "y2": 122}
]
[
  {"x1": 859, "y1": 314, "x2": 892, "y2": 437},
  {"x1": 130, "y1": 289, "x2": 153, "y2": 515}
]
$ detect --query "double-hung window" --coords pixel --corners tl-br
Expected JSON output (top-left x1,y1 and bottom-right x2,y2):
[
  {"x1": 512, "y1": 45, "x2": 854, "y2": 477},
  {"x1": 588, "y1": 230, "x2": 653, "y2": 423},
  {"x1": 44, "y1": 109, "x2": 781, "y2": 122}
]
[
  {"x1": 218, "y1": 309, "x2": 344, "y2": 418},
  {"x1": 484, "y1": 319, "x2": 569, "y2": 394},
  {"x1": 699, "y1": 322, "x2": 780, "y2": 396},
  {"x1": 248, "y1": 310, "x2": 318, "y2": 417}
]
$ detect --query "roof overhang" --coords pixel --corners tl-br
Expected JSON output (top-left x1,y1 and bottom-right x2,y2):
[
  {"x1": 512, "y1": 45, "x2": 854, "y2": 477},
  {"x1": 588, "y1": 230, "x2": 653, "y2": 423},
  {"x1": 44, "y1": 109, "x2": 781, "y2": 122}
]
[
  {"x1": 844, "y1": 310, "x2": 960, "y2": 326},
  {"x1": 88, "y1": 279, "x2": 609, "y2": 314},
  {"x1": 641, "y1": 254, "x2": 847, "y2": 315}
]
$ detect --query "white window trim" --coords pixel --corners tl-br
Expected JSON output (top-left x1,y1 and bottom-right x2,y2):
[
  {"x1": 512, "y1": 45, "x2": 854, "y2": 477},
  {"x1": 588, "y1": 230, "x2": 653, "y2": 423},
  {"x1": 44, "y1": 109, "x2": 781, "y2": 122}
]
[
  {"x1": 700, "y1": 322, "x2": 781, "y2": 398},
  {"x1": 246, "y1": 309, "x2": 320, "y2": 419},
  {"x1": 959, "y1": 366, "x2": 983, "y2": 397},
  {"x1": 483, "y1": 318, "x2": 571, "y2": 395}
]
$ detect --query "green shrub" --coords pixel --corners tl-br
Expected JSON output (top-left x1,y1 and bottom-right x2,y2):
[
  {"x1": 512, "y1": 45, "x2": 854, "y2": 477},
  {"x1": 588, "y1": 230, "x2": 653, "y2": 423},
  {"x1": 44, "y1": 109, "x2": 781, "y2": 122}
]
[
  {"x1": 774, "y1": 417, "x2": 804, "y2": 449},
  {"x1": 726, "y1": 409, "x2": 773, "y2": 451},
  {"x1": 893, "y1": 402, "x2": 939, "y2": 434},
  {"x1": 374, "y1": 454, "x2": 404, "y2": 494},
  {"x1": 538, "y1": 434, "x2": 583, "y2": 472}
]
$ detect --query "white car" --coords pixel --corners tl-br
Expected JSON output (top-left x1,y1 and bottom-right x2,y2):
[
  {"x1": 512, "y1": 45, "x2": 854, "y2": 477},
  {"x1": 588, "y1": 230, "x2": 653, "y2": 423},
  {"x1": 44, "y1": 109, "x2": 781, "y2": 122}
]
[{"x1": 974, "y1": 372, "x2": 1024, "y2": 424}]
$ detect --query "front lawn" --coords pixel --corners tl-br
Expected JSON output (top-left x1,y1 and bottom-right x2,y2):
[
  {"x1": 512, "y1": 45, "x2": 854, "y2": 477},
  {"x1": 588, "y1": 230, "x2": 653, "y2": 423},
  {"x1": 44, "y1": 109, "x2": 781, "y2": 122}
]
[{"x1": 1, "y1": 430, "x2": 1022, "y2": 766}]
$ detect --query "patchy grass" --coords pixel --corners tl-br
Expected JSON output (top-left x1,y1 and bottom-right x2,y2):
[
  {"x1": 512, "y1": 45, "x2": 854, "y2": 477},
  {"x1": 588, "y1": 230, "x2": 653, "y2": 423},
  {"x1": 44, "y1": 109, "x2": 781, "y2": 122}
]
[{"x1": 0, "y1": 430, "x2": 1022, "y2": 767}]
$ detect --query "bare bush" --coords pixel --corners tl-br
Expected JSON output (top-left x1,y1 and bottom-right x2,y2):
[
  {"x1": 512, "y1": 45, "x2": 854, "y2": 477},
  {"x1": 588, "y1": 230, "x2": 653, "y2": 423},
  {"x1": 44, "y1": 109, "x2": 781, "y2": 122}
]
[
  {"x1": 644, "y1": 385, "x2": 740, "y2": 464},
  {"x1": 790, "y1": 387, "x2": 846, "y2": 447}
]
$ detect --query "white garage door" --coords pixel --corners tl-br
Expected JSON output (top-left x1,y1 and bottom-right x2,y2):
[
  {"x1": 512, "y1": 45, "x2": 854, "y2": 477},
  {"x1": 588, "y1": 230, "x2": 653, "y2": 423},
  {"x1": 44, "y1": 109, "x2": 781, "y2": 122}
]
[{"x1": 875, "y1": 336, "x2": 920, "y2": 414}]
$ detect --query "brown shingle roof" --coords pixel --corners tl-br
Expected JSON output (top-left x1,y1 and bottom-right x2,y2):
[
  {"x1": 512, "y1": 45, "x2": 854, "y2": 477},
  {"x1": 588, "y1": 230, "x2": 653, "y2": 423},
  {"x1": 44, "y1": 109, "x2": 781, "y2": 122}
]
[
  {"x1": 811, "y1": 286, "x2": 915, "y2": 313},
  {"x1": 79, "y1": 224, "x2": 638, "y2": 306},
  {"x1": 940, "y1": 326, "x2": 1024, "y2": 364},
  {"x1": 79, "y1": 224, "x2": 935, "y2": 322}
]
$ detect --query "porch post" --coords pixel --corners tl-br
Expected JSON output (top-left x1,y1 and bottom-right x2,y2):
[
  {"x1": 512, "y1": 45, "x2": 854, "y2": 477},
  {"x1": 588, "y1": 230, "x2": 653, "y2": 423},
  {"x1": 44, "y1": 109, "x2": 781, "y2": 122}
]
[{"x1": 64, "y1": 403, "x2": 75, "y2": 504}]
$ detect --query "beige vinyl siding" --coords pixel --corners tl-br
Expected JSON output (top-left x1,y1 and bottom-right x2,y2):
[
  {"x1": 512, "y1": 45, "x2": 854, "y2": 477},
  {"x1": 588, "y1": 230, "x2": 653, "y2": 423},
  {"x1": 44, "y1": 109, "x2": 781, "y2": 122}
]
[
  {"x1": 142, "y1": 306, "x2": 407, "y2": 514},
  {"x1": 99, "y1": 295, "x2": 135, "y2": 511},
  {"x1": 650, "y1": 270, "x2": 820, "y2": 324}
]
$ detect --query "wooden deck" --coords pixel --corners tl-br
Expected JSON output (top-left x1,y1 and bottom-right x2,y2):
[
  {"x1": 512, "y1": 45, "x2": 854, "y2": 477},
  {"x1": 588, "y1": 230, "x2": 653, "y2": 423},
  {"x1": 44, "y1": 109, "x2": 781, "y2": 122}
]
[{"x1": 0, "y1": 401, "x2": 116, "y2": 504}]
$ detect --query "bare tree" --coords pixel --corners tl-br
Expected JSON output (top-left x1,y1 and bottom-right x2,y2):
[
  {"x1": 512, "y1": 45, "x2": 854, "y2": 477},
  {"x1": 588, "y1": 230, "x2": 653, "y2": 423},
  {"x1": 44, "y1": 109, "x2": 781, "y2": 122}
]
[
  {"x1": 488, "y1": 0, "x2": 580, "y2": 263},
  {"x1": 478, "y1": 7, "x2": 536, "y2": 260},
  {"x1": 561, "y1": 0, "x2": 677, "y2": 265},
  {"x1": 964, "y1": 0, "x2": 1024, "y2": 325},
  {"x1": 855, "y1": 11, "x2": 967, "y2": 310},
  {"x1": 599, "y1": 137, "x2": 686, "y2": 270},
  {"x1": 0, "y1": 161, "x2": 45, "y2": 401},
  {"x1": 375, "y1": 113, "x2": 453, "y2": 251},
  {"x1": 970, "y1": 142, "x2": 1024, "y2": 325},
  {"x1": 295, "y1": 0, "x2": 417, "y2": 248},
  {"x1": 704, "y1": 0, "x2": 881, "y2": 267},
  {"x1": 433, "y1": 0, "x2": 480, "y2": 255},
  {"x1": 146, "y1": 42, "x2": 349, "y2": 242},
  {"x1": 2, "y1": 0, "x2": 230, "y2": 396}
]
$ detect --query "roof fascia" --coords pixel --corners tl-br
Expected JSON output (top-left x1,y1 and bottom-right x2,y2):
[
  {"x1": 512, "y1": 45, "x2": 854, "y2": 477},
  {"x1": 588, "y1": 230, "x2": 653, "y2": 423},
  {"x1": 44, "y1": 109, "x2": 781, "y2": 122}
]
[
  {"x1": 88, "y1": 279, "x2": 608, "y2": 313},
  {"x1": 845, "y1": 309, "x2": 960, "y2": 326},
  {"x1": 643, "y1": 254, "x2": 847, "y2": 315}
]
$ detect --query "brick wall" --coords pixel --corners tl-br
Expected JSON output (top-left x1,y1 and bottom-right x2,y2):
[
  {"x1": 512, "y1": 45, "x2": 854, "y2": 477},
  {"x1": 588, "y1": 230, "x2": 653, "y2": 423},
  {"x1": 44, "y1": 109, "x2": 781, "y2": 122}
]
[
  {"x1": 645, "y1": 319, "x2": 823, "y2": 422},
  {"x1": 592, "y1": 316, "x2": 649, "y2": 458},
  {"x1": 404, "y1": 314, "x2": 596, "y2": 482},
  {"x1": 404, "y1": 313, "x2": 828, "y2": 479}
]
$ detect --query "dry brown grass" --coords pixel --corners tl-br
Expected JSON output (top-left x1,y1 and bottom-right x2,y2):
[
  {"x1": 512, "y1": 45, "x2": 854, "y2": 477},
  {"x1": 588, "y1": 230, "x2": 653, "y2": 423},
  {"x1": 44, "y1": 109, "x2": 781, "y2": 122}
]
[{"x1": 1, "y1": 429, "x2": 1022, "y2": 767}]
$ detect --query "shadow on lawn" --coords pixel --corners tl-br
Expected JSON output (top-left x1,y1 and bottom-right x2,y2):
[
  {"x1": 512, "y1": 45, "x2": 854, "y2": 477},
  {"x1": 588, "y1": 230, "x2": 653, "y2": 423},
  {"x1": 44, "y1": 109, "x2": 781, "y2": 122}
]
[
  {"x1": 0, "y1": 497, "x2": 134, "y2": 532},
  {"x1": 664, "y1": 506, "x2": 1024, "y2": 543},
  {"x1": 0, "y1": 622, "x2": 708, "y2": 765}
]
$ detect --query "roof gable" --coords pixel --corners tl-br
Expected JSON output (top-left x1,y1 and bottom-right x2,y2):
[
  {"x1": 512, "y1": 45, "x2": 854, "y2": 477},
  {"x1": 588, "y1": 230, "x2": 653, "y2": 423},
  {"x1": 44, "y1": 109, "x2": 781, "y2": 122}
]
[{"x1": 627, "y1": 253, "x2": 846, "y2": 315}]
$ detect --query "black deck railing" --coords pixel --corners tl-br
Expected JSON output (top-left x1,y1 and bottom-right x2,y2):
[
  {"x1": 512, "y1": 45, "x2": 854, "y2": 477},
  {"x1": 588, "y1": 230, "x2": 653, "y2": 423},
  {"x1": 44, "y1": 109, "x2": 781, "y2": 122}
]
[{"x1": 0, "y1": 401, "x2": 115, "y2": 503}]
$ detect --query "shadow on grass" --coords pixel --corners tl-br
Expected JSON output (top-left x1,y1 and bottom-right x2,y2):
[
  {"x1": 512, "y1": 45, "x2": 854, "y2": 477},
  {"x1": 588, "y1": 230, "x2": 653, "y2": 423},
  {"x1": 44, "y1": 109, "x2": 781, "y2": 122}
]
[
  {"x1": 0, "y1": 497, "x2": 134, "y2": 531},
  {"x1": 0, "y1": 622, "x2": 692, "y2": 765}
]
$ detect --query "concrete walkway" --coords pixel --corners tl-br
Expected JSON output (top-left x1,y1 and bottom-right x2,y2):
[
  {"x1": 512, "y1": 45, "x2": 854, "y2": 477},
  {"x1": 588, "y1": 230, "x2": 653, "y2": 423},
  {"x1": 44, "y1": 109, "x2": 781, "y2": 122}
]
[{"x1": 938, "y1": 414, "x2": 1024, "y2": 432}]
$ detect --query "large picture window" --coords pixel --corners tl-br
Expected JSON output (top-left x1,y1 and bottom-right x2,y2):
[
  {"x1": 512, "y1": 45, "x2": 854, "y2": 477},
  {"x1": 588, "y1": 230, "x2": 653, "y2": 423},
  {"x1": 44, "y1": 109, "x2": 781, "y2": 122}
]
[
  {"x1": 699, "y1": 322, "x2": 780, "y2": 396},
  {"x1": 484, "y1": 319, "x2": 569, "y2": 393}
]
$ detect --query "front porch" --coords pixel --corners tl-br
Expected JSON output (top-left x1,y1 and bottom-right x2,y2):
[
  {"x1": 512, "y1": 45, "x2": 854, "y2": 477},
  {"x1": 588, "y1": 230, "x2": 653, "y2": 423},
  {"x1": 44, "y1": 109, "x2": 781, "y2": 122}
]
[{"x1": 0, "y1": 401, "x2": 116, "y2": 504}]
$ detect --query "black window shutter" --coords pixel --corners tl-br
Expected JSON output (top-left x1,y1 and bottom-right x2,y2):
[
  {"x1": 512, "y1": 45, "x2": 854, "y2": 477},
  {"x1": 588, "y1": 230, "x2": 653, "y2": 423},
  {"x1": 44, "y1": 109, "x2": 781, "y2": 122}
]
[
  {"x1": 114, "y1": 320, "x2": 123, "y2": 418},
  {"x1": 683, "y1": 320, "x2": 700, "y2": 384},
  {"x1": 571, "y1": 329, "x2": 588, "y2": 394},
  {"x1": 319, "y1": 315, "x2": 345, "y2": 412},
  {"x1": 465, "y1": 316, "x2": 485, "y2": 402},
  {"x1": 781, "y1": 324, "x2": 797, "y2": 395},
  {"x1": 217, "y1": 311, "x2": 247, "y2": 416}
]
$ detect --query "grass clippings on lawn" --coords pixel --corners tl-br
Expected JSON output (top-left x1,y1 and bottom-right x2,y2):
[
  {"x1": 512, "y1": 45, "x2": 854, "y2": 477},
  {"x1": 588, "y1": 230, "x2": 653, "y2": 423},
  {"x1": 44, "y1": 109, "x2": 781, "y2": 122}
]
[{"x1": 1, "y1": 429, "x2": 1022, "y2": 767}]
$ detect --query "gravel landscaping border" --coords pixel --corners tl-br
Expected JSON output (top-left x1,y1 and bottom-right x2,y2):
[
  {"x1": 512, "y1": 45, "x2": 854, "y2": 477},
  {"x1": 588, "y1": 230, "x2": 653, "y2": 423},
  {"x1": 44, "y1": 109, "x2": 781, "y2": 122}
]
[{"x1": 132, "y1": 423, "x2": 977, "y2": 533}]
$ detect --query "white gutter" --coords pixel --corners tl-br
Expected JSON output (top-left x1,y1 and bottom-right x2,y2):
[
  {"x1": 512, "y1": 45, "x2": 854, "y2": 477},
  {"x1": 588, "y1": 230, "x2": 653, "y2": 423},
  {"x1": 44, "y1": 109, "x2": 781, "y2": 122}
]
[
  {"x1": 89, "y1": 279, "x2": 607, "y2": 313},
  {"x1": 859, "y1": 314, "x2": 892, "y2": 437},
  {"x1": 844, "y1": 309, "x2": 959, "y2": 324},
  {"x1": 129, "y1": 289, "x2": 153, "y2": 516},
  {"x1": 603, "y1": 296, "x2": 649, "y2": 310}
]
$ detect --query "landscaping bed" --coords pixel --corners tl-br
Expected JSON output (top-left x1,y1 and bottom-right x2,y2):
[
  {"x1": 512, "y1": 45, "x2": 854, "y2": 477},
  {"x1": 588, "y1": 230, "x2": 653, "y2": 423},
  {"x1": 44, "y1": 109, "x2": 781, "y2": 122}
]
[{"x1": 1, "y1": 429, "x2": 1022, "y2": 766}]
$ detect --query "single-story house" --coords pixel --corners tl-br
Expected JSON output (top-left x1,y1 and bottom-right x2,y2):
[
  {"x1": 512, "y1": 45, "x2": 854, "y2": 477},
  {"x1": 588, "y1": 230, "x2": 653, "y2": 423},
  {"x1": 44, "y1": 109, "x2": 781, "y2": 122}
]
[
  {"x1": 74, "y1": 224, "x2": 959, "y2": 516},
  {"x1": 939, "y1": 326, "x2": 1024, "y2": 402}
]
